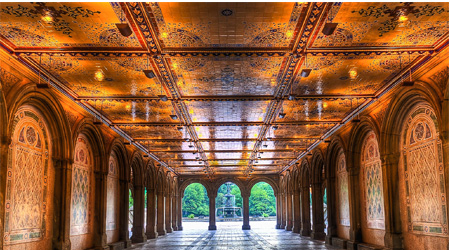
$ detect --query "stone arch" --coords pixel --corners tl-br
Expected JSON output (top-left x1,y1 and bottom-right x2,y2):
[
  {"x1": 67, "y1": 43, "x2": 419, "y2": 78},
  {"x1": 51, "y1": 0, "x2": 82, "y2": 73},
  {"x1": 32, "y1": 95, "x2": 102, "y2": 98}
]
[
  {"x1": 178, "y1": 178, "x2": 210, "y2": 198},
  {"x1": 324, "y1": 135, "x2": 347, "y2": 241},
  {"x1": 247, "y1": 176, "x2": 279, "y2": 195},
  {"x1": 145, "y1": 161, "x2": 157, "y2": 190},
  {"x1": 380, "y1": 86, "x2": 446, "y2": 249},
  {"x1": 310, "y1": 149, "x2": 327, "y2": 240},
  {"x1": 213, "y1": 177, "x2": 246, "y2": 197},
  {"x1": 129, "y1": 151, "x2": 145, "y2": 187},
  {"x1": 347, "y1": 117, "x2": 385, "y2": 245},
  {"x1": 73, "y1": 119, "x2": 106, "y2": 173},
  {"x1": 108, "y1": 138, "x2": 129, "y2": 182},
  {"x1": 4, "y1": 86, "x2": 72, "y2": 249},
  {"x1": 0, "y1": 77, "x2": 8, "y2": 247}
]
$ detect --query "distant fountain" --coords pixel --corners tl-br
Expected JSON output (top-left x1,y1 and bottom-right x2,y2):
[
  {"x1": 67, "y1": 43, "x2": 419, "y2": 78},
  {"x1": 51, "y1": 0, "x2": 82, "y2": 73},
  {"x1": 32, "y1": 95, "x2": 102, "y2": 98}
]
[{"x1": 216, "y1": 182, "x2": 242, "y2": 220}]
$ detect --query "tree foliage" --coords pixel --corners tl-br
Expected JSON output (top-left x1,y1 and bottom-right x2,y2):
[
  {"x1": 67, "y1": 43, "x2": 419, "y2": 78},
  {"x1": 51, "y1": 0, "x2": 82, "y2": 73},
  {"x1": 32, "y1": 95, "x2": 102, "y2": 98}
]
[{"x1": 182, "y1": 183, "x2": 209, "y2": 217}]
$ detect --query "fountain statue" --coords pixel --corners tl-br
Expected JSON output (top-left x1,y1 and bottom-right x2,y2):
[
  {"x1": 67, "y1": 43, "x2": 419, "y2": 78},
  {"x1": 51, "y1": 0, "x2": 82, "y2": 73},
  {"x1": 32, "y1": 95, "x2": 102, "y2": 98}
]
[{"x1": 216, "y1": 182, "x2": 242, "y2": 220}]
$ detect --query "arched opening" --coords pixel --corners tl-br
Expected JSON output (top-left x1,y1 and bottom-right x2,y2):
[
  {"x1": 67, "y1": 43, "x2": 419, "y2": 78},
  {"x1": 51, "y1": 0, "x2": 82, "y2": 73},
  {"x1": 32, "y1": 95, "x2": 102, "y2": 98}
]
[
  {"x1": 216, "y1": 182, "x2": 242, "y2": 220},
  {"x1": 181, "y1": 183, "x2": 209, "y2": 229},
  {"x1": 249, "y1": 182, "x2": 276, "y2": 228},
  {"x1": 128, "y1": 168, "x2": 134, "y2": 237}
]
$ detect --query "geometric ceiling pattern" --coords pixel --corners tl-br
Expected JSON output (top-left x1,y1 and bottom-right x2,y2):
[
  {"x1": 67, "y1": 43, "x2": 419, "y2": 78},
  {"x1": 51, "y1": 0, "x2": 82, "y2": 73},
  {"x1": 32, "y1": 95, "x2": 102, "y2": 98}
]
[{"x1": 0, "y1": 2, "x2": 448, "y2": 177}]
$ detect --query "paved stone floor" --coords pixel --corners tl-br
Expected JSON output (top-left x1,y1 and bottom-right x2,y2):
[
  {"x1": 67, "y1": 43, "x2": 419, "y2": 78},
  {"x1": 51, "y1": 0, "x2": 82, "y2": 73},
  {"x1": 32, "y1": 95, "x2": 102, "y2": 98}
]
[{"x1": 131, "y1": 221, "x2": 343, "y2": 250}]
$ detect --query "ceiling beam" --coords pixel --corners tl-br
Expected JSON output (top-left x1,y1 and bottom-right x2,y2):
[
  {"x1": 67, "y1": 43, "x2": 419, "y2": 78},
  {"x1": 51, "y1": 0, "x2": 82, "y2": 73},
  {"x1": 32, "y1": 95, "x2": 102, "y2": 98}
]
[
  {"x1": 148, "y1": 149, "x2": 297, "y2": 153},
  {"x1": 135, "y1": 137, "x2": 319, "y2": 142},
  {"x1": 116, "y1": 121, "x2": 339, "y2": 126}
]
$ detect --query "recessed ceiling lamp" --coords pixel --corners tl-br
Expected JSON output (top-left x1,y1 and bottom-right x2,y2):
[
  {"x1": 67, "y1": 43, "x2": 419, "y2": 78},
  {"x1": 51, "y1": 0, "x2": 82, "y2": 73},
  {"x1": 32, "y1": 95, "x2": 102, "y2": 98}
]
[
  {"x1": 36, "y1": 54, "x2": 50, "y2": 89},
  {"x1": 143, "y1": 56, "x2": 156, "y2": 79},
  {"x1": 41, "y1": 11, "x2": 53, "y2": 23},
  {"x1": 177, "y1": 126, "x2": 183, "y2": 132},
  {"x1": 115, "y1": 11, "x2": 133, "y2": 37},
  {"x1": 272, "y1": 125, "x2": 278, "y2": 130},
  {"x1": 170, "y1": 112, "x2": 178, "y2": 120},
  {"x1": 278, "y1": 107, "x2": 286, "y2": 119},
  {"x1": 94, "y1": 70, "x2": 105, "y2": 82},
  {"x1": 301, "y1": 54, "x2": 312, "y2": 78},
  {"x1": 322, "y1": 23, "x2": 338, "y2": 36},
  {"x1": 402, "y1": 54, "x2": 415, "y2": 86}
]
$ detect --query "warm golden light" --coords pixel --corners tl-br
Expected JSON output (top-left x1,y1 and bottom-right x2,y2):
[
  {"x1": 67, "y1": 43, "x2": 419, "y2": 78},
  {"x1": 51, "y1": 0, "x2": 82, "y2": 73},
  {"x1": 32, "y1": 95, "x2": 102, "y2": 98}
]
[
  {"x1": 94, "y1": 70, "x2": 104, "y2": 81},
  {"x1": 189, "y1": 109, "x2": 194, "y2": 114},
  {"x1": 161, "y1": 32, "x2": 169, "y2": 38},
  {"x1": 286, "y1": 30, "x2": 294, "y2": 38},
  {"x1": 323, "y1": 102, "x2": 328, "y2": 108},
  {"x1": 349, "y1": 68, "x2": 358, "y2": 79},
  {"x1": 172, "y1": 63, "x2": 178, "y2": 69},
  {"x1": 41, "y1": 12, "x2": 53, "y2": 23},
  {"x1": 399, "y1": 15, "x2": 408, "y2": 22}
]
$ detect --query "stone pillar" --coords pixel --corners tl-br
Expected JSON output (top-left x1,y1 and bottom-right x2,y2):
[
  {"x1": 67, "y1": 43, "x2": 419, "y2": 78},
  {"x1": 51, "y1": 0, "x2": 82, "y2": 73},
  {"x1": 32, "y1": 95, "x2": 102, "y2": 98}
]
[
  {"x1": 311, "y1": 182, "x2": 326, "y2": 240},
  {"x1": 382, "y1": 153, "x2": 403, "y2": 250},
  {"x1": 285, "y1": 192, "x2": 293, "y2": 231},
  {"x1": 172, "y1": 194, "x2": 178, "y2": 231},
  {"x1": 177, "y1": 194, "x2": 183, "y2": 231},
  {"x1": 280, "y1": 193, "x2": 286, "y2": 229},
  {"x1": 131, "y1": 184, "x2": 147, "y2": 243},
  {"x1": 93, "y1": 170, "x2": 109, "y2": 249},
  {"x1": 208, "y1": 193, "x2": 217, "y2": 230},
  {"x1": 292, "y1": 190, "x2": 301, "y2": 233},
  {"x1": 52, "y1": 158, "x2": 73, "y2": 250},
  {"x1": 118, "y1": 178, "x2": 131, "y2": 248},
  {"x1": 300, "y1": 186, "x2": 311, "y2": 236},
  {"x1": 242, "y1": 193, "x2": 251, "y2": 230},
  {"x1": 325, "y1": 175, "x2": 337, "y2": 245},
  {"x1": 275, "y1": 193, "x2": 282, "y2": 229},
  {"x1": 146, "y1": 188, "x2": 158, "y2": 239},
  {"x1": 165, "y1": 194, "x2": 173, "y2": 233},
  {"x1": 347, "y1": 167, "x2": 362, "y2": 249},
  {"x1": 156, "y1": 191, "x2": 166, "y2": 236}
]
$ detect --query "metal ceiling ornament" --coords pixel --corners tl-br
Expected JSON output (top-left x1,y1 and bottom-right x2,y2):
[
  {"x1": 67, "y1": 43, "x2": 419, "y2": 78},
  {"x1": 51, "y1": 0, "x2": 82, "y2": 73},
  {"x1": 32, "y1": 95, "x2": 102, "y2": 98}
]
[
  {"x1": 301, "y1": 54, "x2": 312, "y2": 77},
  {"x1": 143, "y1": 56, "x2": 156, "y2": 79},
  {"x1": 403, "y1": 53, "x2": 415, "y2": 86},
  {"x1": 116, "y1": 8, "x2": 133, "y2": 37}
]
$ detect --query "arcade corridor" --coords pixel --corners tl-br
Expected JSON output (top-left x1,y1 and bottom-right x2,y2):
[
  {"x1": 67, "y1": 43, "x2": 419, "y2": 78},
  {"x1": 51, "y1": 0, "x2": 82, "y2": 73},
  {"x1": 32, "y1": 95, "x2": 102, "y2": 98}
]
[
  {"x1": 131, "y1": 222, "x2": 343, "y2": 250},
  {"x1": 0, "y1": 2, "x2": 448, "y2": 250}
]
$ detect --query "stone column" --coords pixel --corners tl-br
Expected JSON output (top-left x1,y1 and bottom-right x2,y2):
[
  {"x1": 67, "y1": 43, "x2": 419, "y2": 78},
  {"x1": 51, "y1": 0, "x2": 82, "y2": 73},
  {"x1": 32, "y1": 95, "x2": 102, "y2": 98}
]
[
  {"x1": 156, "y1": 191, "x2": 166, "y2": 236},
  {"x1": 280, "y1": 193, "x2": 286, "y2": 229},
  {"x1": 177, "y1": 194, "x2": 183, "y2": 231},
  {"x1": 300, "y1": 186, "x2": 311, "y2": 236},
  {"x1": 146, "y1": 188, "x2": 158, "y2": 239},
  {"x1": 172, "y1": 194, "x2": 178, "y2": 231},
  {"x1": 208, "y1": 193, "x2": 217, "y2": 230},
  {"x1": 347, "y1": 167, "x2": 362, "y2": 249},
  {"x1": 118, "y1": 178, "x2": 131, "y2": 248},
  {"x1": 382, "y1": 153, "x2": 403, "y2": 250},
  {"x1": 311, "y1": 182, "x2": 325, "y2": 240},
  {"x1": 325, "y1": 175, "x2": 337, "y2": 245},
  {"x1": 52, "y1": 158, "x2": 73, "y2": 250},
  {"x1": 285, "y1": 192, "x2": 293, "y2": 231},
  {"x1": 93, "y1": 170, "x2": 109, "y2": 249},
  {"x1": 165, "y1": 194, "x2": 173, "y2": 233},
  {"x1": 242, "y1": 193, "x2": 251, "y2": 230},
  {"x1": 275, "y1": 193, "x2": 282, "y2": 229},
  {"x1": 292, "y1": 190, "x2": 301, "y2": 233},
  {"x1": 131, "y1": 184, "x2": 147, "y2": 243}
]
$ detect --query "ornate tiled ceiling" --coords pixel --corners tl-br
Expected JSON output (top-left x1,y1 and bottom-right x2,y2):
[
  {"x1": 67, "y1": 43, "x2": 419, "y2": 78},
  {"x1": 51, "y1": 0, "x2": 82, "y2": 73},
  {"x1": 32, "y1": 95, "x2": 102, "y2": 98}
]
[{"x1": 0, "y1": 2, "x2": 448, "y2": 177}]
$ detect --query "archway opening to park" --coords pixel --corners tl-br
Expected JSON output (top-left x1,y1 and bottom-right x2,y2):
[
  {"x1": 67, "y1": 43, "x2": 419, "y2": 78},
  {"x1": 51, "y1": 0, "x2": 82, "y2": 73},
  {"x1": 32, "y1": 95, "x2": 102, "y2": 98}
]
[
  {"x1": 249, "y1": 182, "x2": 276, "y2": 228},
  {"x1": 216, "y1": 182, "x2": 242, "y2": 221},
  {"x1": 182, "y1": 183, "x2": 209, "y2": 225}
]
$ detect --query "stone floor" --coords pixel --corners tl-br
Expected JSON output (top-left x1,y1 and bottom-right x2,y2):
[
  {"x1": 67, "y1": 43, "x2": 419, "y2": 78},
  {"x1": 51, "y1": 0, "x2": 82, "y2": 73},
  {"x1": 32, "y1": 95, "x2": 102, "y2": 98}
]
[{"x1": 131, "y1": 221, "x2": 343, "y2": 250}]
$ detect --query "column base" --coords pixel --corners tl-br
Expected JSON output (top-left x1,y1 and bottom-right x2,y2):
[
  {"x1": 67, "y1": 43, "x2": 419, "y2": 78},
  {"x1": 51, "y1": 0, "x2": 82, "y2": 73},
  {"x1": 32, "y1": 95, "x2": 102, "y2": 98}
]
[
  {"x1": 242, "y1": 225, "x2": 251, "y2": 230},
  {"x1": 123, "y1": 239, "x2": 131, "y2": 248},
  {"x1": 131, "y1": 234, "x2": 147, "y2": 243},
  {"x1": 325, "y1": 235, "x2": 333, "y2": 245},
  {"x1": 173, "y1": 225, "x2": 178, "y2": 231},
  {"x1": 157, "y1": 229, "x2": 166, "y2": 236},
  {"x1": 177, "y1": 226, "x2": 183, "y2": 231},
  {"x1": 347, "y1": 240, "x2": 359, "y2": 250},
  {"x1": 285, "y1": 225, "x2": 292, "y2": 231},
  {"x1": 146, "y1": 231, "x2": 158, "y2": 239},
  {"x1": 208, "y1": 225, "x2": 217, "y2": 230},
  {"x1": 275, "y1": 224, "x2": 281, "y2": 229},
  {"x1": 311, "y1": 231, "x2": 326, "y2": 240},
  {"x1": 384, "y1": 232, "x2": 403, "y2": 250},
  {"x1": 166, "y1": 227, "x2": 173, "y2": 233},
  {"x1": 300, "y1": 229, "x2": 310, "y2": 236},
  {"x1": 292, "y1": 226, "x2": 300, "y2": 233}
]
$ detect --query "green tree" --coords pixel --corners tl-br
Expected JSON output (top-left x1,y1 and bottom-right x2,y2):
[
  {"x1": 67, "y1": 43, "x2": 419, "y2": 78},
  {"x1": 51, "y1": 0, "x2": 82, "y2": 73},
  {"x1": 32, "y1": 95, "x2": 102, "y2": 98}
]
[
  {"x1": 182, "y1": 183, "x2": 209, "y2": 217},
  {"x1": 249, "y1": 182, "x2": 276, "y2": 216}
]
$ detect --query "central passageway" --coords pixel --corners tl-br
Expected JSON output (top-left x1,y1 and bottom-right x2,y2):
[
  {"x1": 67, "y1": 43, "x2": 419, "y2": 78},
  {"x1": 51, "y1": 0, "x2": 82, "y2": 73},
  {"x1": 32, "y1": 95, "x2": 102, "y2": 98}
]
[{"x1": 131, "y1": 221, "x2": 343, "y2": 250}]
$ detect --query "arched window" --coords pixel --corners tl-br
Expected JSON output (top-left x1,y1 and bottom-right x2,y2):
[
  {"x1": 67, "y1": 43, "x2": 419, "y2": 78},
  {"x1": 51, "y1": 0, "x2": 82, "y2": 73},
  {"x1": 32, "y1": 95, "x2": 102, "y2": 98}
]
[
  {"x1": 106, "y1": 151, "x2": 120, "y2": 242},
  {"x1": 70, "y1": 135, "x2": 93, "y2": 235},
  {"x1": 337, "y1": 149, "x2": 350, "y2": 226},
  {"x1": 361, "y1": 131, "x2": 384, "y2": 229},
  {"x1": 401, "y1": 106, "x2": 447, "y2": 235},
  {"x1": 4, "y1": 108, "x2": 51, "y2": 246}
]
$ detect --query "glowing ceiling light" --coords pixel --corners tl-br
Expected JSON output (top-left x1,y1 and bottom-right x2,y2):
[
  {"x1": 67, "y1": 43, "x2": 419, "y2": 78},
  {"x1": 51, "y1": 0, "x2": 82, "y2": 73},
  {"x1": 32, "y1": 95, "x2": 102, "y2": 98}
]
[
  {"x1": 94, "y1": 70, "x2": 105, "y2": 81},
  {"x1": 349, "y1": 68, "x2": 358, "y2": 79},
  {"x1": 398, "y1": 15, "x2": 408, "y2": 22},
  {"x1": 161, "y1": 32, "x2": 169, "y2": 38},
  {"x1": 189, "y1": 109, "x2": 194, "y2": 114},
  {"x1": 172, "y1": 63, "x2": 178, "y2": 69},
  {"x1": 323, "y1": 102, "x2": 328, "y2": 108},
  {"x1": 286, "y1": 30, "x2": 294, "y2": 38},
  {"x1": 41, "y1": 12, "x2": 53, "y2": 23}
]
